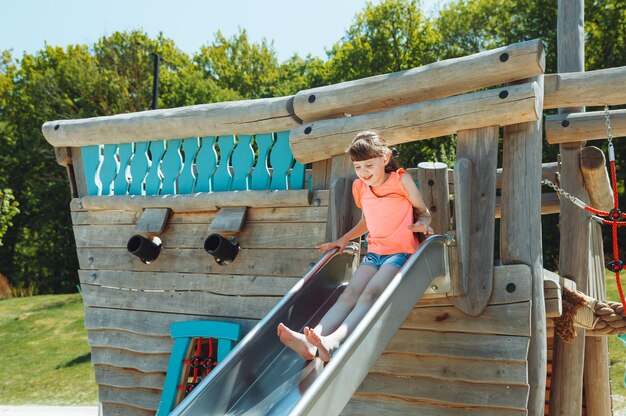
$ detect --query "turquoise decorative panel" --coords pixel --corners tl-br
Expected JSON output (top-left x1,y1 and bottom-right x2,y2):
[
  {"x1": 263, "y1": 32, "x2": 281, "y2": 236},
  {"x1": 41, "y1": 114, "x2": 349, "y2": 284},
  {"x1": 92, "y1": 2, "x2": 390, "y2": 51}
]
[
  {"x1": 178, "y1": 138, "x2": 200, "y2": 194},
  {"x1": 113, "y1": 143, "x2": 133, "y2": 195},
  {"x1": 145, "y1": 140, "x2": 166, "y2": 195},
  {"x1": 161, "y1": 139, "x2": 183, "y2": 195},
  {"x1": 213, "y1": 135, "x2": 235, "y2": 192},
  {"x1": 80, "y1": 145, "x2": 101, "y2": 196},
  {"x1": 231, "y1": 135, "x2": 254, "y2": 191},
  {"x1": 128, "y1": 142, "x2": 150, "y2": 195},
  {"x1": 250, "y1": 133, "x2": 274, "y2": 191},
  {"x1": 269, "y1": 131, "x2": 292, "y2": 190},
  {"x1": 78, "y1": 129, "x2": 304, "y2": 196},
  {"x1": 289, "y1": 159, "x2": 306, "y2": 190},
  {"x1": 99, "y1": 144, "x2": 118, "y2": 196},
  {"x1": 195, "y1": 136, "x2": 217, "y2": 193}
]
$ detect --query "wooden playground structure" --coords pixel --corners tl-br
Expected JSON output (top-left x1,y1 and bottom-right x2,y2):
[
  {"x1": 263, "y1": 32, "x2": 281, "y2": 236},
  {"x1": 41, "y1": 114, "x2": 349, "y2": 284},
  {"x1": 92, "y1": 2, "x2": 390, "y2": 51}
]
[{"x1": 41, "y1": 2, "x2": 626, "y2": 415}]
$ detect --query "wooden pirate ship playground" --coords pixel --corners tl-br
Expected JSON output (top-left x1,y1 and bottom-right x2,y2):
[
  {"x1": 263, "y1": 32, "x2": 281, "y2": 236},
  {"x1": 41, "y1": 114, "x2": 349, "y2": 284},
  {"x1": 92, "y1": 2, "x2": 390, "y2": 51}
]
[{"x1": 41, "y1": 4, "x2": 626, "y2": 416}]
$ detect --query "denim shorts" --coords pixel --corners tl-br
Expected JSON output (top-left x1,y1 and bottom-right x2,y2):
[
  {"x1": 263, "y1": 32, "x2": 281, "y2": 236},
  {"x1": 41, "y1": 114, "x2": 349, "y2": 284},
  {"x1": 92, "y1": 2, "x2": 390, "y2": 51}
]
[{"x1": 361, "y1": 252, "x2": 410, "y2": 270}]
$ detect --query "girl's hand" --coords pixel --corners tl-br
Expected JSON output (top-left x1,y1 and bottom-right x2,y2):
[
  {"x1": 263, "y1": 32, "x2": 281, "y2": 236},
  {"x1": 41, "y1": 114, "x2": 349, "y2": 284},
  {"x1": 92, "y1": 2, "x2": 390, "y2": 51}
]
[
  {"x1": 409, "y1": 221, "x2": 434, "y2": 235},
  {"x1": 316, "y1": 238, "x2": 348, "y2": 253}
]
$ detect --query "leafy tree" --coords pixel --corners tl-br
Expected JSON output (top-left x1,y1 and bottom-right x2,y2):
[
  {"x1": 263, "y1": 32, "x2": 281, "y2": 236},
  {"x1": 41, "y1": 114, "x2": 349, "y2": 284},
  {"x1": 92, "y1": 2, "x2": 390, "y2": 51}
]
[
  {"x1": 195, "y1": 29, "x2": 281, "y2": 99},
  {"x1": 0, "y1": 31, "x2": 240, "y2": 293},
  {"x1": 326, "y1": 0, "x2": 439, "y2": 82},
  {"x1": 0, "y1": 189, "x2": 19, "y2": 246},
  {"x1": 324, "y1": 0, "x2": 454, "y2": 169},
  {"x1": 272, "y1": 54, "x2": 328, "y2": 96}
]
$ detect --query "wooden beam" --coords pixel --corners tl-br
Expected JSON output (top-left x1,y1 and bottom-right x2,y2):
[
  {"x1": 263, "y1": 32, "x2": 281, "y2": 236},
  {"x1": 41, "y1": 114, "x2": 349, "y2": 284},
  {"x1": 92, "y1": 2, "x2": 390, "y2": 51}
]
[
  {"x1": 290, "y1": 82, "x2": 541, "y2": 164},
  {"x1": 451, "y1": 158, "x2": 471, "y2": 297},
  {"x1": 584, "y1": 222, "x2": 612, "y2": 416},
  {"x1": 580, "y1": 146, "x2": 614, "y2": 211},
  {"x1": 325, "y1": 177, "x2": 357, "y2": 243},
  {"x1": 551, "y1": 1, "x2": 593, "y2": 414},
  {"x1": 135, "y1": 208, "x2": 171, "y2": 234},
  {"x1": 545, "y1": 109, "x2": 626, "y2": 144},
  {"x1": 449, "y1": 127, "x2": 499, "y2": 316},
  {"x1": 544, "y1": 66, "x2": 626, "y2": 110},
  {"x1": 71, "y1": 189, "x2": 312, "y2": 212},
  {"x1": 499, "y1": 75, "x2": 547, "y2": 416},
  {"x1": 293, "y1": 39, "x2": 544, "y2": 122},
  {"x1": 207, "y1": 207, "x2": 247, "y2": 234},
  {"x1": 42, "y1": 96, "x2": 301, "y2": 147},
  {"x1": 416, "y1": 162, "x2": 450, "y2": 234}
]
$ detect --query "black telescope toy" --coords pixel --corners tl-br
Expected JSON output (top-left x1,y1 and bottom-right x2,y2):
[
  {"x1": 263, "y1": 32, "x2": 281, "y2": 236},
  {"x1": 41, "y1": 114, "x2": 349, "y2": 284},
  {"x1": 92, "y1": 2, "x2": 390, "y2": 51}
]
[
  {"x1": 204, "y1": 233, "x2": 240, "y2": 265},
  {"x1": 127, "y1": 234, "x2": 162, "y2": 263}
]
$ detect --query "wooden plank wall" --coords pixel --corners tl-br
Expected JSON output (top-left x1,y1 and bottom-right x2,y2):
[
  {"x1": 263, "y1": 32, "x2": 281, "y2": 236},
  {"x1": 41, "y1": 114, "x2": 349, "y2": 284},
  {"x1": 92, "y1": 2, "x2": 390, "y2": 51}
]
[
  {"x1": 72, "y1": 191, "x2": 329, "y2": 415},
  {"x1": 343, "y1": 264, "x2": 533, "y2": 416}
]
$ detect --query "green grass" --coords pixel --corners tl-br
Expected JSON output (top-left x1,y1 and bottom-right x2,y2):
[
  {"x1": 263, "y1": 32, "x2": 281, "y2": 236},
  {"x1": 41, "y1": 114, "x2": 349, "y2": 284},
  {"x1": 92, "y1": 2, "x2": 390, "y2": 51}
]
[
  {"x1": 606, "y1": 272, "x2": 626, "y2": 406},
  {"x1": 0, "y1": 293, "x2": 97, "y2": 405}
]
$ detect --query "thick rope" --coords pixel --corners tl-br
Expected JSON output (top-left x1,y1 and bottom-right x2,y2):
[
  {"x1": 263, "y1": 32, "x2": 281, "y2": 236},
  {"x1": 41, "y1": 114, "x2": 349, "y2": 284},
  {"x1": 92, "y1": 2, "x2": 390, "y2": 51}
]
[{"x1": 555, "y1": 287, "x2": 626, "y2": 342}]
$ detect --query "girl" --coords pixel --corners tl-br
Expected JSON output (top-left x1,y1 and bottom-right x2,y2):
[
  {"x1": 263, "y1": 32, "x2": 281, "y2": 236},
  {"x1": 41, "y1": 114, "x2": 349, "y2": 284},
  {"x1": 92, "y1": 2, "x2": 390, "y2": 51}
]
[{"x1": 277, "y1": 131, "x2": 433, "y2": 362}]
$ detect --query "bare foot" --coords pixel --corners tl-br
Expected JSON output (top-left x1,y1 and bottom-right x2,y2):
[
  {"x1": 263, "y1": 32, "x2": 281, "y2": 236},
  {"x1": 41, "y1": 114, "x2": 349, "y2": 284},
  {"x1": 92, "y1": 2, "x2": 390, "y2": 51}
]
[
  {"x1": 277, "y1": 323, "x2": 316, "y2": 360},
  {"x1": 304, "y1": 327, "x2": 334, "y2": 362}
]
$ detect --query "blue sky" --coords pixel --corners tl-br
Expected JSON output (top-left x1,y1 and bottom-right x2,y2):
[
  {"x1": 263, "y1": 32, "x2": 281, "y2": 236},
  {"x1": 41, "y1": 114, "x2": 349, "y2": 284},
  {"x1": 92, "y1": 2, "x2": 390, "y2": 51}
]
[{"x1": 2, "y1": 0, "x2": 445, "y2": 62}]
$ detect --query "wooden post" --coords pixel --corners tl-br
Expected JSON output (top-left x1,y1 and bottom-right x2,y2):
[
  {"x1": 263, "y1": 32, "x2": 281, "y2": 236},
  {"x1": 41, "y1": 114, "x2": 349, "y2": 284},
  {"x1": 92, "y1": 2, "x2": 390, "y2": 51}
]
[
  {"x1": 416, "y1": 162, "x2": 450, "y2": 234},
  {"x1": 550, "y1": 1, "x2": 590, "y2": 414},
  {"x1": 500, "y1": 76, "x2": 546, "y2": 416},
  {"x1": 325, "y1": 154, "x2": 359, "y2": 242},
  {"x1": 580, "y1": 146, "x2": 614, "y2": 211},
  {"x1": 583, "y1": 223, "x2": 612, "y2": 416},
  {"x1": 449, "y1": 126, "x2": 499, "y2": 316}
]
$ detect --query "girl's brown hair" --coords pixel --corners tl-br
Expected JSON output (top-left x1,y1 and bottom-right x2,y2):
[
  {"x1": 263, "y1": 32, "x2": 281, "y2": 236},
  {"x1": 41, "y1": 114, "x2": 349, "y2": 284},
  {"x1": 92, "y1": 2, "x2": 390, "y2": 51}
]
[{"x1": 347, "y1": 131, "x2": 399, "y2": 173}]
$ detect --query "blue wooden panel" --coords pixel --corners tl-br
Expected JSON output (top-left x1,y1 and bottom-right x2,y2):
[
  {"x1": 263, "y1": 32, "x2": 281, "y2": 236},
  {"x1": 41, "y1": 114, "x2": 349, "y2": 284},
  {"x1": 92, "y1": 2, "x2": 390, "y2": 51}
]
[
  {"x1": 170, "y1": 320, "x2": 242, "y2": 341},
  {"x1": 113, "y1": 143, "x2": 133, "y2": 195},
  {"x1": 195, "y1": 136, "x2": 217, "y2": 193},
  {"x1": 160, "y1": 139, "x2": 182, "y2": 195},
  {"x1": 99, "y1": 144, "x2": 118, "y2": 196},
  {"x1": 269, "y1": 131, "x2": 292, "y2": 190},
  {"x1": 250, "y1": 133, "x2": 274, "y2": 191},
  {"x1": 145, "y1": 140, "x2": 166, "y2": 195},
  {"x1": 289, "y1": 159, "x2": 306, "y2": 190},
  {"x1": 128, "y1": 142, "x2": 150, "y2": 195},
  {"x1": 178, "y1": 138, "x2": 200, "y2": 194},
  {"x1": 80, "y1": 145, "x2": 101, "y2": 196},
  {"x1": 213, "y1": 135, "x2": 236, "y2": 192},
  {"x1": 231, "y1": 135, "x2": 254, "y2": 191},
  {"x1": 156, "y1": 336, "x2": 192, "y2": 416}
]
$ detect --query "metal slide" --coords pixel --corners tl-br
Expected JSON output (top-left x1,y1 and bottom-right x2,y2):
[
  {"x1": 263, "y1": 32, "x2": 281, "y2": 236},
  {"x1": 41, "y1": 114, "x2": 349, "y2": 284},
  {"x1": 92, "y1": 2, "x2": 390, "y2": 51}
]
[{"x1": 170, "y1": 235, "x2": 453, "y2": 416}]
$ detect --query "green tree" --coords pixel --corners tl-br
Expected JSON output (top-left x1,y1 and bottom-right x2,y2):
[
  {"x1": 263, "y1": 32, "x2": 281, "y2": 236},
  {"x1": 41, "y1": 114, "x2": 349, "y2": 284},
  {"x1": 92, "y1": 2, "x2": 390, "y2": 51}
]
[
  {"x1": 326, "y1": 0, "x2": 439, "y2": 83},
  {"x1": 325, "y1": 0, "x2": 454, "y2": 167},
  {"x1": 0, "y1": 31, "x2": 239, "y2": 293},
  {"x1": 0, "y1": 189, "x2": 19, "y2": 246},
  {"x1": 195, "y1": 29, "x2": 281, "y2": 99}
]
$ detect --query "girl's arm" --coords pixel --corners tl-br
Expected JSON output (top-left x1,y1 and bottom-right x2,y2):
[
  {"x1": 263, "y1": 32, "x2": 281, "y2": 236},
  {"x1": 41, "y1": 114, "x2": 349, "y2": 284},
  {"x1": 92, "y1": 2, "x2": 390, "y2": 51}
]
[
  {"x1": 400, "y1": 173, "x2": 434, "y2": 235},
  {"x1": 316, "y1": 215, "x2": 368, "y2": 253}
]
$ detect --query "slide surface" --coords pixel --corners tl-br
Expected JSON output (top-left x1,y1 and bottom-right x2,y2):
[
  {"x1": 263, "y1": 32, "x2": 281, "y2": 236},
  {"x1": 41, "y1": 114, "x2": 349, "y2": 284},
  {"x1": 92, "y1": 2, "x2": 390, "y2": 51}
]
[{"x1": 170, "y1": 235, "x2": 452, "y2": 416}]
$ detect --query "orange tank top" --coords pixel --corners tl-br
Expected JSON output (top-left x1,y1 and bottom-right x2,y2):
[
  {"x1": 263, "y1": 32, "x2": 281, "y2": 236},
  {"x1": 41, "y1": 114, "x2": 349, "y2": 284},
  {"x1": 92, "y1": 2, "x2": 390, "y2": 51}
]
[{"x1": 353, "y1": 169, "x2": 420, "y2": 255}]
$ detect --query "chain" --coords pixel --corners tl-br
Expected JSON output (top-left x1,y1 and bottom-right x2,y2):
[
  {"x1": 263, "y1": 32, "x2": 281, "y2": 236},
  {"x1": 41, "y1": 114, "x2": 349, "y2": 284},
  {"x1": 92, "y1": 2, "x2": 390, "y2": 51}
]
[
  {"x1": 541, "y1": 178, "x2": 587, "y2": 209},
  {"x1": 605, "y1": 104, "x2": 613, "y2": 146}
]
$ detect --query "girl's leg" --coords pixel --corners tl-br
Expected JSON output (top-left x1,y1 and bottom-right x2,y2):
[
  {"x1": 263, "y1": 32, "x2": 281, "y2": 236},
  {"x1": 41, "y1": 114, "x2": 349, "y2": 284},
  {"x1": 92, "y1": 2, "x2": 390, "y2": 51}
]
[
  {"x1": 277, "y1": 264, "x2": 378, "y2": 360},
  {"x1": 312, "y1": 264, "x2": 379, "y2": 336},
  {"x1": 306, "y1": 264, "x2": 399, "y2": 362}
]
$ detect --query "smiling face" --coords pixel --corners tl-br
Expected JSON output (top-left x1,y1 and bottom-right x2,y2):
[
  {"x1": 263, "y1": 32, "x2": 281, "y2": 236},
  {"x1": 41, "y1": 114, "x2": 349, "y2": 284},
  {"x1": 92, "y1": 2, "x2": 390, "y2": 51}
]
[{"x1": 352, "y1": 153, "x2": 390, "y2": 187}]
